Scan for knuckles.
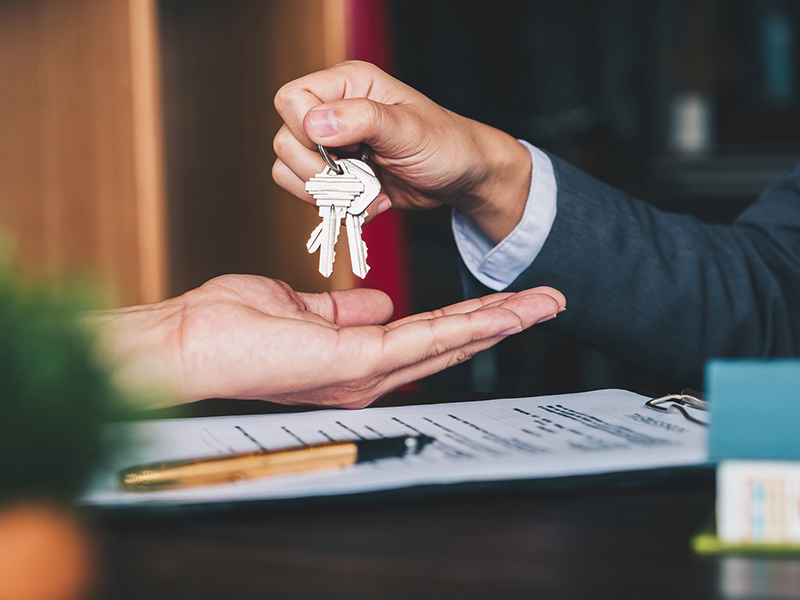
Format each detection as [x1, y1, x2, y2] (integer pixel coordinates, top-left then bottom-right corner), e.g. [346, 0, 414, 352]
[272, 127, 291, 158]
[335, 59, 384, 78]
[270, 160, 299, 198]
[274, 60, 383, 116]
[270, 159, 284, 185]
[273, 82, 299, 117]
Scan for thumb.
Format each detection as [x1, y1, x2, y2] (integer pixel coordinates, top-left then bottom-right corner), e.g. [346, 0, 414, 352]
[303, 98, 417, 156]
[297, 288, 394, 326]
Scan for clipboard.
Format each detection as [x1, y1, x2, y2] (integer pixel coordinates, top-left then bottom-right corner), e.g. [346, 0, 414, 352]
[82, 389, 711, 511]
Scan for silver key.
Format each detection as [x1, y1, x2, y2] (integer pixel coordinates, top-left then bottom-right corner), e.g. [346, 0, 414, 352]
[305, 154, 381, 278]
[343, 159, 380, 279]
[318, 203, 344, 277]
[305, 161, 365, 277]
[346, 211, 368, 278]
[306, 221, 324, 254]
[345, 159, 381, 217]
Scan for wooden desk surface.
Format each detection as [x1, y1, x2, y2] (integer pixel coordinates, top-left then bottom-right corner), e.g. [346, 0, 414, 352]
[92, 392, 799, 599]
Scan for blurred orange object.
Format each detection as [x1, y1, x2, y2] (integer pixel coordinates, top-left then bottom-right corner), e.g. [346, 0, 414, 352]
[0, 501, 93, 600]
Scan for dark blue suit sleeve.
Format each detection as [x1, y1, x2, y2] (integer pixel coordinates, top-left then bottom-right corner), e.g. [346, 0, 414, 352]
[502, 153, 800, 383]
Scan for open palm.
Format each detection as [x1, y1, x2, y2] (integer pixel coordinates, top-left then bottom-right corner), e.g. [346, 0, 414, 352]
[100, 275, 564, 408]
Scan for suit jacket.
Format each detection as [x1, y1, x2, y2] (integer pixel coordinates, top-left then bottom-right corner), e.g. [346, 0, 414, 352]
[476, 153, 800, 385]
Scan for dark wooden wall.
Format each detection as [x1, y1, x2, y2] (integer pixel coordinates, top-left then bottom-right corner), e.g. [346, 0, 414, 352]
[160, 0, 350, 297]
[0, 0, 167, 306]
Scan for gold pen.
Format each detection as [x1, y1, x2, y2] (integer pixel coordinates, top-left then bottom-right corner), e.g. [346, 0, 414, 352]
[118, 434, 435, 492]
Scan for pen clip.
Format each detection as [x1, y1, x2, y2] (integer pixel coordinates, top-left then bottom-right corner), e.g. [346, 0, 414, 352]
[645, 390, 708, 427]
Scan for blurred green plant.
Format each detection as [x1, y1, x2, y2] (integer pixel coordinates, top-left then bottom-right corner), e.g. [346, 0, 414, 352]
[0, 263, 128, 501]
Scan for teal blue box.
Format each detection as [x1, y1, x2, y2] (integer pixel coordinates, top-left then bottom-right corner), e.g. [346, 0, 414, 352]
[707, 360, 800, 461]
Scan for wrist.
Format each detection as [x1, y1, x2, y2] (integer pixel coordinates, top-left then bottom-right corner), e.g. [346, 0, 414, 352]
[452, 120, 531, 244]
[86, 299, 187, 407]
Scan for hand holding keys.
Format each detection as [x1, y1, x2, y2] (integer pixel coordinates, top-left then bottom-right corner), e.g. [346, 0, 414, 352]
[305, 145, 380, 279]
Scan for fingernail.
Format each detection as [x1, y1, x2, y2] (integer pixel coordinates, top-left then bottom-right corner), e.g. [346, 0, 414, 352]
[499, 326, 523, 336]
[535, 314, 558, 325]
[309, 109, 338, 137]
[558, 306, 567, 313]
[376, 199, 392, 215]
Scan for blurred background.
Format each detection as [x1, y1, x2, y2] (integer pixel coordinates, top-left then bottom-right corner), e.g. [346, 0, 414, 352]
[2, 0, 799, 401]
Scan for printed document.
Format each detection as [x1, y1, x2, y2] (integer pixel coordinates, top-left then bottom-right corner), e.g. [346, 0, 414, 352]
[83, 389, 709, 507]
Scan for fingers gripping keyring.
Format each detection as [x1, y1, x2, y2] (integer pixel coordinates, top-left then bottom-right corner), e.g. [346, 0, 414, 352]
[317, 144, 344, 175]
[317, 144, 371, 175]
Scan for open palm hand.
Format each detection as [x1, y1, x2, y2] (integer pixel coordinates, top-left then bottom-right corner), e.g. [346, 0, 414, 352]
[96, 275, 564, 408]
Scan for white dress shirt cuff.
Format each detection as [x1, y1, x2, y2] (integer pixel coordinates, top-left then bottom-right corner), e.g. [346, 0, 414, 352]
[451, 141, 558, 291]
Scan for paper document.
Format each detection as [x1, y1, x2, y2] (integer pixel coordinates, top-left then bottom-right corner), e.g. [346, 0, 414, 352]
[83, 389, 709, 508]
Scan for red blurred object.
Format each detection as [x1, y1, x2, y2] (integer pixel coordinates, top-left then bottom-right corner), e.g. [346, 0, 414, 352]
[346, 0, 412, 322]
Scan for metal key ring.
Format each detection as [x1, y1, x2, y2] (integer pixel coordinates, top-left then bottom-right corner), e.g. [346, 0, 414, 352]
[317, 144, 343, 175]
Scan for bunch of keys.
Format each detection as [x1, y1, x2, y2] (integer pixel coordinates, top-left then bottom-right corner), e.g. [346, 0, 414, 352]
[305, 145, 380, 279]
